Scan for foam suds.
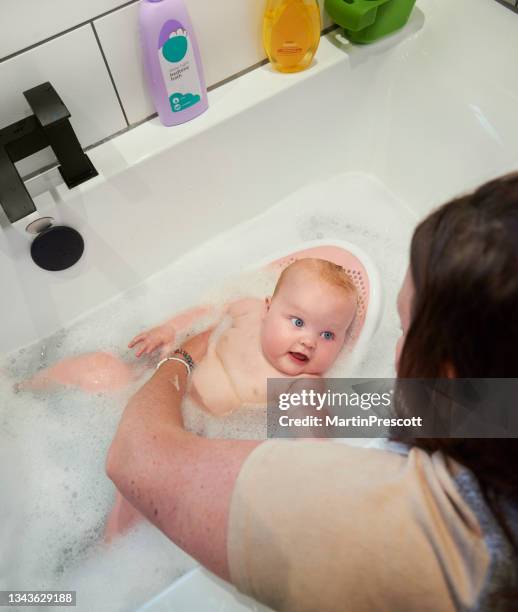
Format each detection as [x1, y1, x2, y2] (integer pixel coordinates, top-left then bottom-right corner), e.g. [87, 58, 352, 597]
[0, 173, 415, 610]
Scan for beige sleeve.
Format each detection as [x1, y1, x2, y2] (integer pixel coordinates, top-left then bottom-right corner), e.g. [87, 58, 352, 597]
[227, 441, 489, 612]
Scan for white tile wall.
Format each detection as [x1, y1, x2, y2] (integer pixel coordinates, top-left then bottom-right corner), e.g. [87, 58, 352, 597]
[93, 3, 155, 126]
[0, 25, 127, 175]
[94, 0, 266, 125]
[0, 0, 138, 60]
[95, 0, 333, 126]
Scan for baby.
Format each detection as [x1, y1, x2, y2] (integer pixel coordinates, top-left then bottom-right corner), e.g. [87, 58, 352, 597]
[144, 257, 357, 415]
[106, 257, 358, 540]
[17, 256, 358, 541]
[17, 257, 358, 415]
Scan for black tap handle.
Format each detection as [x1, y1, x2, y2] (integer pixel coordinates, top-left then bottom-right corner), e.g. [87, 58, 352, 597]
[0, 82, 98, 225]
[23, 82, 70, 128]
[23, 82, 98, 189]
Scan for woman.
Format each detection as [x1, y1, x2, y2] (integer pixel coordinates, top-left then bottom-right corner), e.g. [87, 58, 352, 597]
[107, 174, 518, 611]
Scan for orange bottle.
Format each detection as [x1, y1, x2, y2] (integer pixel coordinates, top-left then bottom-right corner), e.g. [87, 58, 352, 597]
[263, 0, 321, 73]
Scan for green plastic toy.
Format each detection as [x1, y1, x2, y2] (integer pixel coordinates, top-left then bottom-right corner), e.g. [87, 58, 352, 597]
[324, 0, 416, 44]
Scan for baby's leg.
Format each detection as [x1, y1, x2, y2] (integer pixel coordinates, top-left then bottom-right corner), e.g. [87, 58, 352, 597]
[104, 492, 147, 543]
[15, 352, 144, 394]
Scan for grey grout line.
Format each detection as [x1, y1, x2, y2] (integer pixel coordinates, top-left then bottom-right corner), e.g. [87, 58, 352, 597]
[0, 0, 140, 65]
[91, 22, 130, 127]
[85, 114, 156, 150]
[208, 59, 269, 92]
[322, 23, 340, 36]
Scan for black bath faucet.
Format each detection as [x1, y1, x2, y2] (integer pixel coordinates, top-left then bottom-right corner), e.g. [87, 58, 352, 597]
[495, 0, 518, 14]
[0, 82, 98, 224]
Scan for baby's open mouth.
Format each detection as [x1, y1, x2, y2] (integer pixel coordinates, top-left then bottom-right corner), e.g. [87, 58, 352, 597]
[289, 352, 309, 363]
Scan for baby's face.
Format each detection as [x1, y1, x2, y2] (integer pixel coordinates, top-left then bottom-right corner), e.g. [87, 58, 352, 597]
[260, 271, 357, 376]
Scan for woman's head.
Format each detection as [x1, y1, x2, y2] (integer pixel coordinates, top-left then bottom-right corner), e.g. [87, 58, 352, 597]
[394, 173, 518, 507]
[398, 173, 518, 379]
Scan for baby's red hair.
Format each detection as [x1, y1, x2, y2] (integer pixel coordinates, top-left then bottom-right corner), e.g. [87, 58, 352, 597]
[272, 258, 357, 300]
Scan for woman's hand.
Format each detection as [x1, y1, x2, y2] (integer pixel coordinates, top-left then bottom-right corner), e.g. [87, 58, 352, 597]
[180, 328, 213, 365]
[128, 324, 176, 358]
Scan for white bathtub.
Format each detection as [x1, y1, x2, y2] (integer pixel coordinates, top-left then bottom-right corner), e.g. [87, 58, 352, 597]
[2, 0, 518, 609]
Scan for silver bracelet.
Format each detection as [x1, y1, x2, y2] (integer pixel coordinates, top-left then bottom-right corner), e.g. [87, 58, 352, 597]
[155, 356, 191, 375]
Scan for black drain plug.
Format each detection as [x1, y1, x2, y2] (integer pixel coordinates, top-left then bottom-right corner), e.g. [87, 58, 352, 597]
[31, 225, 84, 271]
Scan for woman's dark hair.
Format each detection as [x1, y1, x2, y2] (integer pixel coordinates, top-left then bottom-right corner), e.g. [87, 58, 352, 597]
[394, 173, 518, 607]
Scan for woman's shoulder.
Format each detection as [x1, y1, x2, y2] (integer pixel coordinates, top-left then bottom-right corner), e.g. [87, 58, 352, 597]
[229, 440, 490, 612]
[238, 440, 484, 520]
[238, 438, 447, 483]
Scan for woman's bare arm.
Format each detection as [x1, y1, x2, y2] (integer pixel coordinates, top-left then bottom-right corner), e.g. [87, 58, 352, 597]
[106, 331, 262, 580]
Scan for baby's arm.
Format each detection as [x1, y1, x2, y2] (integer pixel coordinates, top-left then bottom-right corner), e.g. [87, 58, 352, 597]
[129, 300, 253, 358]
[129, 305, 214, 358]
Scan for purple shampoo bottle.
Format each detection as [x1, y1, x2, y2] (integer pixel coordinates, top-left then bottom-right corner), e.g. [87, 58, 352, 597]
[139, 0, 208, 126]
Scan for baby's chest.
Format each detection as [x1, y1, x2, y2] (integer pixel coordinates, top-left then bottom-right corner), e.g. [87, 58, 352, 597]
[216, 328, 272, 403]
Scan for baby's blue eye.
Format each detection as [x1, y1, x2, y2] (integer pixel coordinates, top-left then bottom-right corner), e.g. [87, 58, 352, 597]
[291, 317, 304, 328]
[321, 331, 335, 340]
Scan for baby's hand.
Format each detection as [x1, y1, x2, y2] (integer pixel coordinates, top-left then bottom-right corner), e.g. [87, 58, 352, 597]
[128, 324, 176, 358]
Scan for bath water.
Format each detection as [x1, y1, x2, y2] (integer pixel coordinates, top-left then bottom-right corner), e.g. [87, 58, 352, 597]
[0, 172, 415, 611]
